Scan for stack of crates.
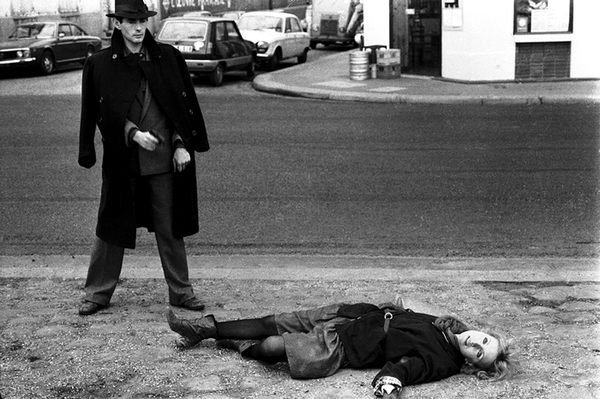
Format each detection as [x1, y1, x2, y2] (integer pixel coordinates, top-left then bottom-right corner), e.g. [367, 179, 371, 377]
[376, 48, 401, 79]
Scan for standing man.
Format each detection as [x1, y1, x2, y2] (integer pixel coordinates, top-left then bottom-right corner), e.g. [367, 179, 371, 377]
[78, 0, 209, 315]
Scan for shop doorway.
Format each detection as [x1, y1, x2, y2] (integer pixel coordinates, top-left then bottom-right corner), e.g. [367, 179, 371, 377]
[407, 0, 441, 76]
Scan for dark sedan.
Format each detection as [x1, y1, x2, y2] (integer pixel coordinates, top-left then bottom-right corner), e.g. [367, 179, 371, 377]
[0, 21, 102, 75]
[156, 16, 256, 86]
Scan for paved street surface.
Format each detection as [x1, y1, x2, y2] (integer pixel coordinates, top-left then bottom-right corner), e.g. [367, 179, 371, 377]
[1, 255, 598, 398]
[1, 49, 599, 398]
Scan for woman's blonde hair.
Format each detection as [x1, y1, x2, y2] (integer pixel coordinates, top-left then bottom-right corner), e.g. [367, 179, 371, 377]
[462, 331, 520, 381]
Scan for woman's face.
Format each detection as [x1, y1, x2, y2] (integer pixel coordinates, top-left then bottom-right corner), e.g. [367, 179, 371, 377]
[454, 330, 500, 368]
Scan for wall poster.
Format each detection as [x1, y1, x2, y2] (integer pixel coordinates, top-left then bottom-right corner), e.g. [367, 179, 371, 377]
[515, 0, 572, 33]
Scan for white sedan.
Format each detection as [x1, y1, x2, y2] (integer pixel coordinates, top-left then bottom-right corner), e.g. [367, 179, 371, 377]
[237, 11, 310, 71]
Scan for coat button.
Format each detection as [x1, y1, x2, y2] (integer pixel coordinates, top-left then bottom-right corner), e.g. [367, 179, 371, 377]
[189, 109, 193, 115]
[191, 129, 197, 136]
[112, 54, 117, 59]
[182, 92, 187, 97]
[99, 97, 103, 103]
[98, 117, 103, 123]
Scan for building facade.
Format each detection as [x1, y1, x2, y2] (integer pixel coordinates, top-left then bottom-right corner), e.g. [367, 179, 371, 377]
[441, 0, 599, 80]
[0, 0, 307, 42]
[368, 0, 599, 81]
[0, 0, 114, 41]
[1, 0, 597, 81]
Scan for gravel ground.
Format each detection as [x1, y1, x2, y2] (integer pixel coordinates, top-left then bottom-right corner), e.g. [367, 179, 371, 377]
[1, 271, 599, 398]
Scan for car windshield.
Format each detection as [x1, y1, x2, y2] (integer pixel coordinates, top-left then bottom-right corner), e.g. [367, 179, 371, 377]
[9, 23, 56, 39]
[158, 20, 208, 41]
[237, 15, 283, 32]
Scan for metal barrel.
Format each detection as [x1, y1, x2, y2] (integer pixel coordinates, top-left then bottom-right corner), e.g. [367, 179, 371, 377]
[349, 50, 370, 81]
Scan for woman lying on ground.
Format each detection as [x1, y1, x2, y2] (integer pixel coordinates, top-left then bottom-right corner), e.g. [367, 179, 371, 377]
[167, 299, 519, 398]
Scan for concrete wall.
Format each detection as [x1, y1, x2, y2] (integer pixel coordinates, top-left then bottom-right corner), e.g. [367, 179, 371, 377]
[570, 0, 600, 78]
[0, 0, 105, 40]
[0, 0, 165, 41]
[442, 0, 600, 81]
[442, 0, 516, 80]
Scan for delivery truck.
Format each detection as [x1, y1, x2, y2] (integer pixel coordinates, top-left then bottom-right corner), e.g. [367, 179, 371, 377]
[308, 0, 363, 49]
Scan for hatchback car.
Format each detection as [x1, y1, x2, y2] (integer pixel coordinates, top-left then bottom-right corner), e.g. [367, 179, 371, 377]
[0, 21, 102, 75]
[156, 16, 256, 86]
[237, 11, 310, 71]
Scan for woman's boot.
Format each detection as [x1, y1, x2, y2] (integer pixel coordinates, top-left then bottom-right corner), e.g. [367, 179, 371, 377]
[167, 309, 217, 347]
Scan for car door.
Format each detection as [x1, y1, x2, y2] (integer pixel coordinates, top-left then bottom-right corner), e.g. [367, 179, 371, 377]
[289, 17, 306, 56]
[55, 23, 76, 62]
[282, 17, 297, 58]
[70, 24, 88, 60]
[212, 21, 230, 60]
[224, 21, 252, 67]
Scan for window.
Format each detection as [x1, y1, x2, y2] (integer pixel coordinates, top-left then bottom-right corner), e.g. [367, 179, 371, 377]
[58, 24, 72, 36]
[37, 23, 56, 38]
[158, 20, 207, 41]
[71, 25, 85, 36]
[215, 22, 224, 41]
[225, 22, 239, 39]
[290, 18, 302, 33]
[514, 0, 573, 34]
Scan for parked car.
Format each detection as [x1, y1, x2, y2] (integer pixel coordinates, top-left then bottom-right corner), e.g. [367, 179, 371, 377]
[156, 16, 256, 86]
[169, 11, 213, 18]
[0, 21, 102, 75]
[182, 11, 213, 17]
[237, 11, 310, 71]
[215, 11, 245, 21]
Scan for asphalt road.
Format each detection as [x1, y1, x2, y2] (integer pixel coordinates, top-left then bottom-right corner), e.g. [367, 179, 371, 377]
[0, 68, 598, 258]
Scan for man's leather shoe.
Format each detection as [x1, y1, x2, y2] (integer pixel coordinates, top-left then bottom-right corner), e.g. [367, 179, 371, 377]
[78, 301, 106, 316]
[176, 297, 205, 311]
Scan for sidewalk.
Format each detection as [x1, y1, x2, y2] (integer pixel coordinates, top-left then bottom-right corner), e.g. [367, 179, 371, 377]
[1, 254, 599, 398]
[253, 50, 600, 104]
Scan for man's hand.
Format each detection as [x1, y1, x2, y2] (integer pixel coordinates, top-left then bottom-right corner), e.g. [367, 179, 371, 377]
[173, 147, 191, 172]
[133, 131, 159, 151]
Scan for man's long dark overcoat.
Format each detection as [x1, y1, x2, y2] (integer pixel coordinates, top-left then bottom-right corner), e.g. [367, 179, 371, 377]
[78, 29, 209, 249]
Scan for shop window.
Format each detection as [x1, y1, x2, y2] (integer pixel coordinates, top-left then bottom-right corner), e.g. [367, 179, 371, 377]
[515, 0, 573, 34]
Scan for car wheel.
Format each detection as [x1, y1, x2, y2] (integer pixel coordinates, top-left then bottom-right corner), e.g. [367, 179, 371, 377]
[298, 49, 308, 64]
[246, 54, 256, 77]
[39, 51, 55, 75]
[268, 51, 280, 71]
[209, 64, 224, 86]
[310, 41, 317, 49]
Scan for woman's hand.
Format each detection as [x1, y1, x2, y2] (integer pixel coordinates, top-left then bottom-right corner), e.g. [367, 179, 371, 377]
[380, 384, 400, 399]
[382, 391, 400, 399]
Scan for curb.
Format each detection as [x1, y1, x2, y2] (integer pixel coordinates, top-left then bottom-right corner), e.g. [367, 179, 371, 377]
[2, 255, 598, 282]
[253, 74, 600, 105]
[252, 50, 600, 105]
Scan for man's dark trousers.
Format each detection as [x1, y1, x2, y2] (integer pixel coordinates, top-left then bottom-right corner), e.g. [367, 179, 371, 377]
[83, 171, 195, 306]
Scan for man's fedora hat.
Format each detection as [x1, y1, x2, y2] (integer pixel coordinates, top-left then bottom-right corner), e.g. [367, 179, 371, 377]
[106, 0, 157, 18]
